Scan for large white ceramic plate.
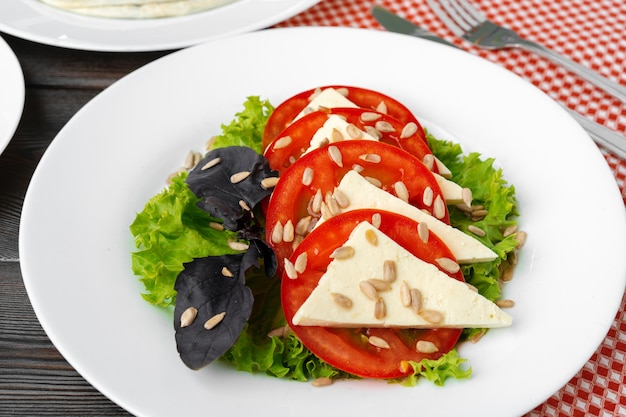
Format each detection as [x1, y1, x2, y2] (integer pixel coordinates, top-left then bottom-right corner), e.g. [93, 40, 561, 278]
[0, 0, 319, 51]
[20, 27, 626, 417]
[0, 35, 24, 154]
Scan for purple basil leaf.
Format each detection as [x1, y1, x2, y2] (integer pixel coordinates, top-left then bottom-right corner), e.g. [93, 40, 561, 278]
[185, 146, 277, 231]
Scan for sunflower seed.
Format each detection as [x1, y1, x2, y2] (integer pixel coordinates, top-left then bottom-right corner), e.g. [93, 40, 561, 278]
[209, 222, 224, 231]
[503, 224, 518, 237]
[422, 154, 435, 171]
[501, 265, 515, 282]
[200, 157, 221, 171]
[515, 231, 527, 249]
[271, 221, 283, 244]
[364, 176, 382, 188]
[261, 176, 279, 189]
[273, 135, 293, 150]
[468, 224, 486, 237]
[294, 251, 308, 274]
[205, 136, 216, 151]
[420, 309, 444, 324]
[433, 195, 446, 219]
[284, 258, 298, 279]
[330, 292, 353, 309]
[382, 260, 397, 282]
[374, 298, 386, 319]
[375, 121, 395, 133]
[359, 153, 382, 163]
[422, 186, 434, 207]
[311, 189, 323, 214]
[295, 216, 313, 235]
[267, 325, 291, 338]
[239, 199, 251, 212]
[400, 281, 411, 307]
[496, 299, 515, 308]
[283, 219, 295, 243]
[302, 167, 314, 186]
[346, 123, 362, 139]
[364, 125, 383, 139]
[332, 187, 350, 208]
[368, 335, 390, 349]
[328, 145, 343, 167]
[361, 112, 382, 122]
[359, 281, 379, 301]
[410, 288, 422, 313]
[180, 307, 198, 328]
[365, 229, 378, 246]
[204, 312, 226, 330]
[417, 222, 429, 243]
[393, 181, 409, 203]
[221, 266, 234, 277]
[400, 122, 418, 139]
[228, 240, 249, 251]
[371, 212, 382, 228]
[367, 279, 391, 292]
[230, 171, 251, 184]
[436, 257, 460, 274]
[416, 340, 439, 354]
[330, 245, 355, 259]
[183, 150, 195, 169]
[311, 377, 334, 387]
[331, 128, 344, 143]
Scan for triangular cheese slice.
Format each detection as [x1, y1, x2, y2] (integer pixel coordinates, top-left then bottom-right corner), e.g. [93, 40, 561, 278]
[293, 222, 512, 328]
[317, 170, 497, 264]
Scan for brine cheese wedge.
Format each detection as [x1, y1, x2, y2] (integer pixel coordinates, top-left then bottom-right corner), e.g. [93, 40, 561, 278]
[318, 170, 497, 264]
[293, 87, 452, 176]
[292, 221, 512, 328]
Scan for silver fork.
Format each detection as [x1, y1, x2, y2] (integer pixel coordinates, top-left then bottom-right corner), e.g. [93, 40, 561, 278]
[426, 0, 626, 103]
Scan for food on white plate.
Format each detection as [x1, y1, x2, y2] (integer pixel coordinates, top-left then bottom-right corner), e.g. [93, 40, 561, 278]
[130, 87, 523, 386]
[38, 0, 237, 19]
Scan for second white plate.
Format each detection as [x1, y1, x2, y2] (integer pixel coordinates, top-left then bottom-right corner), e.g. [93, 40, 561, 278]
[0, 0, 319, 51]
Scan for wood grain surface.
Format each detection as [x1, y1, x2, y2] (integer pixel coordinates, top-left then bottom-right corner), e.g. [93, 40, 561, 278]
[0, 33, 169, 416]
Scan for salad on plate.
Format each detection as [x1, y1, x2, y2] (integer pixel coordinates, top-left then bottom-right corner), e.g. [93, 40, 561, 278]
[130, 85, 523, 386]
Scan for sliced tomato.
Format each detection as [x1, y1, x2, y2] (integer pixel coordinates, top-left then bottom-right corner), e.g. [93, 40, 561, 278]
[265, 140, 449, 269]
[281, 209, 464, 379]
[262, 85, 427, 150]
[264, 107, 436, 175]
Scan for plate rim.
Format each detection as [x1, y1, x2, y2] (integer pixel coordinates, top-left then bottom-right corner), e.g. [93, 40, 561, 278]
[0, 35, 25, 155]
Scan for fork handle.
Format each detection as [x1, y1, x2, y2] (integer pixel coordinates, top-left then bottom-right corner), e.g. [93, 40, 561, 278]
[562, 105, 626, 159]
[519, 40, 626, 103]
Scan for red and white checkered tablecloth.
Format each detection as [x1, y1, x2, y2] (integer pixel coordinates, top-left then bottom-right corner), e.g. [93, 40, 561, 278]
[278, 1, 626, 416]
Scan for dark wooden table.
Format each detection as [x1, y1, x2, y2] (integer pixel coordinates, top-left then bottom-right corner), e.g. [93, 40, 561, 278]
[0, 33, 171, 416]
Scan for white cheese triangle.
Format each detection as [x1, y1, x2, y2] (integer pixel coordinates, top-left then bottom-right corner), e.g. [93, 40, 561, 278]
[292, 88, 358, 122]
[293, 222, 512, 329]
[319, 170, 497, 264]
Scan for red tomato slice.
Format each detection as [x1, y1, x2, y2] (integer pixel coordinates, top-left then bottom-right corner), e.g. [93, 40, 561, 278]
[264, 108, 437, 175]
[281, 209, 464, 379]
[262, 85, 426, 150]
[265, 140, 449, 270]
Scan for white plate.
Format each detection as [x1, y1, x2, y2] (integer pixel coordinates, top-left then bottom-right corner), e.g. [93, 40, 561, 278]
[0, 35, 24, 154]
[0, 0, 319, 51]
[20, 27, 626, 417]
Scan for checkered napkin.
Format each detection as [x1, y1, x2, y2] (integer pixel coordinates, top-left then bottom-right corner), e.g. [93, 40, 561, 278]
[277, 1, 626, 415]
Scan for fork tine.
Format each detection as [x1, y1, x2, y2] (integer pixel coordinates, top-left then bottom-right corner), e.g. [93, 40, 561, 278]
[452, 0, 487, 25]
[425, 0, 465, 37]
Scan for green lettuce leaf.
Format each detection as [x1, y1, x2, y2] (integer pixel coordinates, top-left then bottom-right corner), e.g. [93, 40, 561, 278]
[130, 173, 240, 307]
[399, 350, 472, 387]
[210, 96, 274, 154]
